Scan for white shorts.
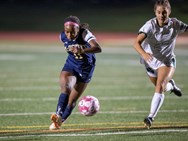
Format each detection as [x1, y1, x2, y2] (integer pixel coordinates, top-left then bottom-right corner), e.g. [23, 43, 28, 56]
[140, 57, 176, 78]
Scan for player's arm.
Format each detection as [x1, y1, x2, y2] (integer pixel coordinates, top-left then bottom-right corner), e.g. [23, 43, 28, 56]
[174, 18, 188, 33]
[82, 29, 102, 54]
[83, 39, 102, 54]
[70, 39, 101, 54]
[134, 33, 153, 63]
[184, 21, 188, 32]
[71, 30, 102, 54]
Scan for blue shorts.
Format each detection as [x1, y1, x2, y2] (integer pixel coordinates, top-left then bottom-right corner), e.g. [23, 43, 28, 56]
[62, 63, 95, 83]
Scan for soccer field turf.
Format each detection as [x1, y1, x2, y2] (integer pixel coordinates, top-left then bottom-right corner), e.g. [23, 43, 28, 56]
[0, 40, 188, 141]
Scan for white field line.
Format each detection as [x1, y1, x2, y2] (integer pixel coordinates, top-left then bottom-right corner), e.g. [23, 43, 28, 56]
[0, 85, 141, 91]
[0, 54, 36, 61]
[42, 129, 188, 136]
[0, 109, 188, 117]
[0, 86, 59, 91]
[0, 96, 188, 102]
[0, 97, 57, 102]
[0, 129, 187, 139]
[0, 83, 187, 91]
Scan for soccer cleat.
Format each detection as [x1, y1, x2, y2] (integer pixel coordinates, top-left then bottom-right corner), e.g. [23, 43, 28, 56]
[169, 79, 182, 97]
[49, 114, 62, 130]
[144, 117, 154, 129]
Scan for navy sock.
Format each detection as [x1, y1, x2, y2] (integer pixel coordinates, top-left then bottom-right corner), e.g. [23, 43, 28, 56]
[56, 93, 68, 117]
[62, 103, 76, 122]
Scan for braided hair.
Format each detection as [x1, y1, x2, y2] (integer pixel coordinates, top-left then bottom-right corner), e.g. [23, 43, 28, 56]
[64, 15, 89, 29]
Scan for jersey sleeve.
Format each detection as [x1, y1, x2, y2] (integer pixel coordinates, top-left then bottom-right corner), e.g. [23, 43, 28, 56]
[59, 32, 66, 43]
[82, 29, 96, 42]
[172, 18, 188, 33]
[138, 20, 153, 37]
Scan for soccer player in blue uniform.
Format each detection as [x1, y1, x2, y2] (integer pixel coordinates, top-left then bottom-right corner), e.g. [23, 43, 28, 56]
[49, 16, 102, 130]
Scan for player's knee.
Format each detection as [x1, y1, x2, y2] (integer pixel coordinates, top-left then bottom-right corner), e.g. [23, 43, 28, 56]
[60, 84, 71, 94]
[155, 83, 163, 93]
[162, 79, 168, 92]
[156, 80, 167, 93]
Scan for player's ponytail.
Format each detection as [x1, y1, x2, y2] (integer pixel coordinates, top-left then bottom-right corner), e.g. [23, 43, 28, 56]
[80, 23, 89, 29]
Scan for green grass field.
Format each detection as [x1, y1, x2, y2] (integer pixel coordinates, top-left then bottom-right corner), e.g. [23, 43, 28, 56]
[0, 38, 188, 141]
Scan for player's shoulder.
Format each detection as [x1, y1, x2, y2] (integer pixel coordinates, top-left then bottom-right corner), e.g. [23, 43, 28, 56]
[140, 18, 156, 31]
[168, 17, 184, 28]
[169, 17, 182, 25]
[144, 18, 156, 25]
[142, 18, 157, 30]
[75, 28, 88, 44]
[59, 32, 67, 42]
[60, 32, 66, 39]
[169, 17, 178, 22]
[79, 28, 92, 36]
[78, 28, 87, 36]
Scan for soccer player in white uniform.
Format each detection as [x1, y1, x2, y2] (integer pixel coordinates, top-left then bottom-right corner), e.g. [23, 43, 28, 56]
[134, 0, 188, 129]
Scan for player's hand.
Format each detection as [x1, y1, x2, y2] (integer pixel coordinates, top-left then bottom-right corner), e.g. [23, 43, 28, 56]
[68, 45, 84, 54]
[143, 52, 153, 63]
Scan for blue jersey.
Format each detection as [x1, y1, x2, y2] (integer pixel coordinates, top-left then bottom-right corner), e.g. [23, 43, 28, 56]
[60, 28, 96, 83]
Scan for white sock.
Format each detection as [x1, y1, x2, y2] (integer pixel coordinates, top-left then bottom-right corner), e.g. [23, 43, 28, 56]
[165, 82, 173, 92]
[148, 92, 165, 118]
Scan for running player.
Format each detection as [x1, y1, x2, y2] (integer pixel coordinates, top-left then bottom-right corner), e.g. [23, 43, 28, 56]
[134, 0, 188, 129]
[49, 16, 102, 130]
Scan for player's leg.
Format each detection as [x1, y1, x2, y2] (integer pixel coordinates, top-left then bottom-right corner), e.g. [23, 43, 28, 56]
[60, 65, 95, 122]
[61, 82, 88, 122]
[151, 66, 174, 116]
[56, 71, 76, 116]
[145, 66, 157, 86]
[156, 66, 175, 93]
[156, 66, 181, 96]
[144, 66, 174, 129]
[148, 76, 157, 85]
[144, 67, 157, 129]
[146, 68, 180, 95]
[61, 65, 95, 122]
[164, 59, 181, 96]
[62, 65, 95, 122]
[49, 71, 75, 130]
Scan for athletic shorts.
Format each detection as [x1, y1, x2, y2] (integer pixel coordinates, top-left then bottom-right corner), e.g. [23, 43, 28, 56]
[142, 57, 176, 77]
[62, 63, 95, 83]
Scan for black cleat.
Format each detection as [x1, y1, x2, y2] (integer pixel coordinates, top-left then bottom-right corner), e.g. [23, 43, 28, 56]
[144, 117, 154, 129]
[169, 79, 182, 97]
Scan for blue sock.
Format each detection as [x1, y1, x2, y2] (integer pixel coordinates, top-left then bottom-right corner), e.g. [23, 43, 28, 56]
[62, 103, 76, 122]
[56, 93, 68, 117]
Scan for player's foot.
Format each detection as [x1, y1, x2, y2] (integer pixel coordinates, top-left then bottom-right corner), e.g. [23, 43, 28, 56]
[144, 117, 154, 129]
[169, 79, 182, 97]
[49, 113, 62, 130]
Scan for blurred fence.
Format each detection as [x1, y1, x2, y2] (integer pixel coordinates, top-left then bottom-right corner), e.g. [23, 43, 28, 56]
[0, 1, 187, 32]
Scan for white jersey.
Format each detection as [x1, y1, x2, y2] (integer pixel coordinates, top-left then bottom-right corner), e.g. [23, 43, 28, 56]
[139, 17, 188, 66]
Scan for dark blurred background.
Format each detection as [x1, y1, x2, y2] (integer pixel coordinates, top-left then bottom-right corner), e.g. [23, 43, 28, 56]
[0, 0, 187, 32]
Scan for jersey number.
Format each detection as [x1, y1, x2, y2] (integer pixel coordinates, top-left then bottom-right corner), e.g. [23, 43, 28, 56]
[74, 53, 83, 59]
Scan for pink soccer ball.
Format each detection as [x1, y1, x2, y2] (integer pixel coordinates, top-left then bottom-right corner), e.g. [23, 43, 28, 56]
[78, 95, 100, 116]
